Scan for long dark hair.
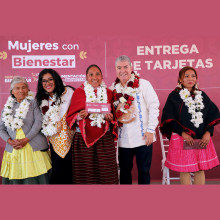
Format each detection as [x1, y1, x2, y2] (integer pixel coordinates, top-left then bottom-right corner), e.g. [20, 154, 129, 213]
[36, 69, 75, 106]
[178, 66, 198, 94]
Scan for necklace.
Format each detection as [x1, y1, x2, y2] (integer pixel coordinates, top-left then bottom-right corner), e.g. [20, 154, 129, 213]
[113, 71, 139, 119]
[84, 81, 108, 128]
[2, 91, 35, 130]
[40, 93, 62, 136]
[179, 88, 204, 128]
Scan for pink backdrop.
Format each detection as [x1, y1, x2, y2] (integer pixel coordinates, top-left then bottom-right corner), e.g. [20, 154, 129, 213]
[0, 36, 220, 181]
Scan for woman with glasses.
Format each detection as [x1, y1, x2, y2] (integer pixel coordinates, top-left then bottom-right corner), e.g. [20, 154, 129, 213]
[36, 69, 75, 184]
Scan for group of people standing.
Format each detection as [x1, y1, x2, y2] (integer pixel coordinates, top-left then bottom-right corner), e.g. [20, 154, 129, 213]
[0, 55, 220, 185]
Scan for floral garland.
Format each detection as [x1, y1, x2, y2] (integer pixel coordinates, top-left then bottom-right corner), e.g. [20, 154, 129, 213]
[2, 91, 35, 131]
[179, 88, 204, 128]
[40, 93, 62, 136]
[113, 71, 140, 119]
[84, 81, 108, 128]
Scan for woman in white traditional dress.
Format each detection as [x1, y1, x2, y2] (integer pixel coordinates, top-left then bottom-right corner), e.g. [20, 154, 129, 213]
[36, 69, 75, 184]
[0, 76, 52, 184]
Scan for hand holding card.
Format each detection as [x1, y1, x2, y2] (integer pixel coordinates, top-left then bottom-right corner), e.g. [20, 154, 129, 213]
[183, 139, 207, 149]
[85, 102, 111, 114]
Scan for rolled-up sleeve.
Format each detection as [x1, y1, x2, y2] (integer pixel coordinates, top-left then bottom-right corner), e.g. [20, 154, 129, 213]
[25, 100, 43, 141]
[142, 80, 160, 133]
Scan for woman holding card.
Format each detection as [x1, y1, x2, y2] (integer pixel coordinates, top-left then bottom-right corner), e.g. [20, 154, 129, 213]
[160, 66, 220, 184]
[66, 64, 118, 184]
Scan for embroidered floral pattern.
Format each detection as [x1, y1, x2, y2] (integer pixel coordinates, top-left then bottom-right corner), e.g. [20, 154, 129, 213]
[136, 92, 144, 137]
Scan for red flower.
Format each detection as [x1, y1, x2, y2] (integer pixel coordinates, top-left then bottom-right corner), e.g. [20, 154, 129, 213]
[113, 90, 117, 100]
[116, 110, 123, 118]
[127, 100, 132, 105]
[133, 80, 139, 88]
[124, 104, 129, 109]
[114, 77, 120, 86]
[42, 106, 49, 115]
[128, 96, 134, 101]
[116, 93, 123, 100]
[118, 122, 123, 127]
[127, 81, 133, 87]
[124, 94, 129, 100]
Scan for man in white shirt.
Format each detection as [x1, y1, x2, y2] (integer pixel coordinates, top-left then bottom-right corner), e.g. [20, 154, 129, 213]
[110, 55, 160, 184]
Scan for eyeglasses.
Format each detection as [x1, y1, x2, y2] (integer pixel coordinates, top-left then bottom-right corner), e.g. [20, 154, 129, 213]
[42, 78, 54, 85]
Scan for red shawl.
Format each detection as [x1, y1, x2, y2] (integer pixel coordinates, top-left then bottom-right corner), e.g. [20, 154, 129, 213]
[66, 84, 118, 147]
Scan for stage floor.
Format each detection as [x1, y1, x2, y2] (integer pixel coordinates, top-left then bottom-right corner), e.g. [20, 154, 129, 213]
[0, 147, 219, 185]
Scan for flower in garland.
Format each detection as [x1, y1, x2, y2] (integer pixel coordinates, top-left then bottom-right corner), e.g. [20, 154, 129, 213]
[119, 97, 127, 103]
[179, 88, 204, 128]
[179, 88, 190, 99]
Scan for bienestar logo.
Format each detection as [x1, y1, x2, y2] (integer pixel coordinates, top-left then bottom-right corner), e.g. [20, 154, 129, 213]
[12, 55, 75, 68]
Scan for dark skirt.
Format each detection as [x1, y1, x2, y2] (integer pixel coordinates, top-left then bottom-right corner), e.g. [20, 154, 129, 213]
[72, 131, 118, 184]
[50, 143, 73, 184]
[2, 172, 50, 184]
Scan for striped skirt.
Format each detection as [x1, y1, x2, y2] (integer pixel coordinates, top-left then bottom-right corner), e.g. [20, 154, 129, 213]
[72, 131, 118, 184]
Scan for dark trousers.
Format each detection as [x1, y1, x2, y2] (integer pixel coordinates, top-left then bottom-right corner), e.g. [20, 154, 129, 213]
[50, 143, 73, 184]
[119, 144, 153, 184]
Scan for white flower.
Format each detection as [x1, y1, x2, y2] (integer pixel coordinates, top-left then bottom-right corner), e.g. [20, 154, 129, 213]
[188, 108, 195, 114]
[41, 100, 49, 107]
[194, 90, 202, 95]
[3, 108, 12, 114]
[90, 120, 96, 127]
[119, 97, 127, 103]
[5, 102, 13, 108]
[130, 74, 135, 81]
[180, 88, 190, 99]
[126, 87, 135, 95]
[50, 115, 60, 123]
[28, 91, 35, 97]
[115, 83, 121, 92]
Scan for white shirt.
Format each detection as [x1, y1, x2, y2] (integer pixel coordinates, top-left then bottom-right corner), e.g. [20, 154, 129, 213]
[110, 79, 160, 148]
